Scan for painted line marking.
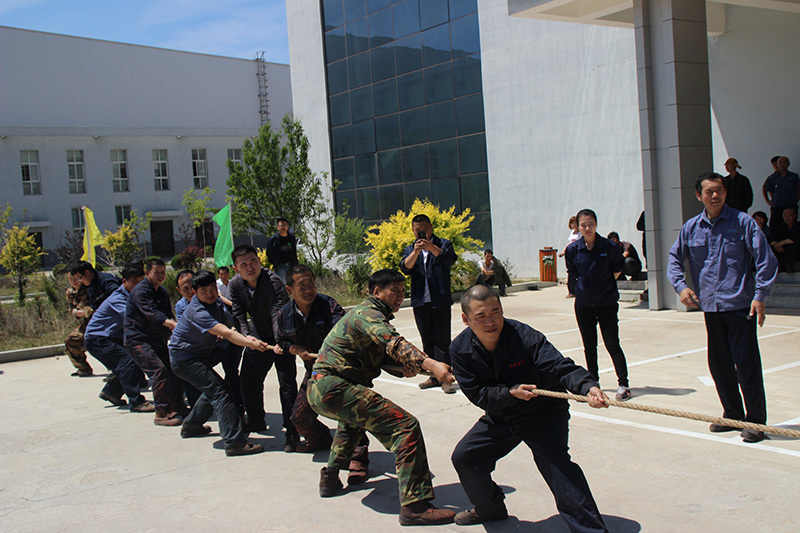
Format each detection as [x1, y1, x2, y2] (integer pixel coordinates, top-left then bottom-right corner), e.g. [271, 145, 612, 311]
[571, 410, 800, 459]
[697, 376, 715, 386]
[764, 360, 800, 375]
[776, 416, 800, 427]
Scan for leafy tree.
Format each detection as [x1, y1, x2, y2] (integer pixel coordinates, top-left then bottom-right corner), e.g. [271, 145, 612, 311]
[365, 198, 484, 292]
[54, 229, 85, 265]
[334, 212, 369, 255]
[302, 174, 336, 275]
[0, 224, 45, 305]
[100, 209, 151, 267]
[226, 114, 326, 241]
[182, 187, 216, 252]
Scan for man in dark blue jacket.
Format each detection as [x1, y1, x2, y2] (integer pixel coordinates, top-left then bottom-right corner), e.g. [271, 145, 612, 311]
[400, 214, 457, 393]
[450, 284, 608, 531]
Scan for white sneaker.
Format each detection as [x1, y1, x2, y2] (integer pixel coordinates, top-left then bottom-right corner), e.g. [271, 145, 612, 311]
[615, 386, 632, 401]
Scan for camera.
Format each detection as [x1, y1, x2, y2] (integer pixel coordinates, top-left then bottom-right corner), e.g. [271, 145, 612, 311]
[417, 231, 427, 240]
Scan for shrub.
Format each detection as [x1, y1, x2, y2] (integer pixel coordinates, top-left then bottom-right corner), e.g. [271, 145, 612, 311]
[256, 247, 272, 269]
[344, 254, 371, 296]
[170, 246, 204, 271]
[365, 199, 484, 292]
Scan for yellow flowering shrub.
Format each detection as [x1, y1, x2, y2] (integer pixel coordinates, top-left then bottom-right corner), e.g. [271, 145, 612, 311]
[365, 199, 484, 292]
[256, 247, 273, 269]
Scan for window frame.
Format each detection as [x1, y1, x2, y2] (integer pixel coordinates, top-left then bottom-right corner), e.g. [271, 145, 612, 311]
[111, 149, 129, 192]
[192, 148, 208, 189]
[153, 149, 170, 191]
[20, 150, 41, 196]
[67, 150, 86, 194]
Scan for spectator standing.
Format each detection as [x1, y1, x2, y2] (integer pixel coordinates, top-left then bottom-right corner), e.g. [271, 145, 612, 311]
[763, 156, 800, 234]
[565, 209, 631, 401]
[606, 232, 643, 280]
[558, 216, 581, 298]
[266, 218, 299, 284]
[475, 249, 512, 297]
[668, 172, 778, 443]
[723, 157, 753, 213]
[216, 265, 232, 303]
[400, 214, 458, 394]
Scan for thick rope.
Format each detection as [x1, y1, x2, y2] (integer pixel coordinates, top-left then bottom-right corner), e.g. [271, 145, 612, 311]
[377, 364, 800, 439]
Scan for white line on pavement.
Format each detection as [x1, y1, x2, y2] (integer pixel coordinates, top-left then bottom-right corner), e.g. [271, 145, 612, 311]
[697, 376, 715, 386]
[764, 360, 800, 375]
[776, 416, 800, 427]
[571, 410, 800, 459]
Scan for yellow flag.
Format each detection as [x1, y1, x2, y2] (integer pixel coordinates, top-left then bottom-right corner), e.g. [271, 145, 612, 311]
[81, 206, 104, 267]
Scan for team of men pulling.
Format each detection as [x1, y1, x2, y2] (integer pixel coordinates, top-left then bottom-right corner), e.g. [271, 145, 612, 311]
[68, 179, 778, 530]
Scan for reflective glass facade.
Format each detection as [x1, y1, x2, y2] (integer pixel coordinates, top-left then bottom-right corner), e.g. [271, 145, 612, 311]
[322, 0, 491, 245]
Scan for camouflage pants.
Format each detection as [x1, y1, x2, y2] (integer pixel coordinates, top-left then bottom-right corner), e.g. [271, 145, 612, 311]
[307, 372, 434, 505]
[65, 327, 92, 372]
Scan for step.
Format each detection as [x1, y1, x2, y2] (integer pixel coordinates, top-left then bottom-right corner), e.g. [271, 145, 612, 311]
[776, 272, 800, 284]
[766, 294, 800, 309]
[773, 284, 800, 296]
[617, 280, 647, 291]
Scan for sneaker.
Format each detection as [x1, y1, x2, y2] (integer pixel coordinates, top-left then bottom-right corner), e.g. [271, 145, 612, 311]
[154, 410, 182, 427]
[418, 377, 441, 390]
[99, 391, 126, 406]
[284, 431, 300, 453]
[347, 445, 370, 485]
[319, 467, 343, 497]
[741, 428, 767, 443]
[441, 381, 457, 394]
[615, 386, 632, 401]
[454, 501, 509, 526]
[225, 441, 265, 457]
[180, 424, 212, 438]
[399, 501, 455, 526]
[131, 400, 155, 413]
[709, 423, 738, 433]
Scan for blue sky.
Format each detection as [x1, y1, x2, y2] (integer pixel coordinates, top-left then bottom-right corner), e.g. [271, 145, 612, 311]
[0, 0, 290, 63]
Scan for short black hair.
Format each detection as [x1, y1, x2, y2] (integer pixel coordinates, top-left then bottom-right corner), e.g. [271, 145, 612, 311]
[217, 265, 229, 274]
[771, 155, 781, 164]
[411, 214, 431, 225]
[286, 264, 314, 287]
[461, 284, 500, 316]
[69, 261, 94, 276]
[484, 249, 493, 255]
[752, 211, 768, 222]
[607, 232, 620, 241]
[191, 270, 217, 290]
[576, 209, 597, 224]
[121, 262, 144, 281]
[368, 269, 405, 294]
[276, 217, 289, 225]
[176, 269, 194, 284]
[232, 244, 258, 265]
[145, 257, 165, 271]
[694, 172, 726, 194]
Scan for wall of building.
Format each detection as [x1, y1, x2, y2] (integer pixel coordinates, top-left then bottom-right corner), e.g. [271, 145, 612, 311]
[478, 1, 643, 278]
[0, 26, 293, 263]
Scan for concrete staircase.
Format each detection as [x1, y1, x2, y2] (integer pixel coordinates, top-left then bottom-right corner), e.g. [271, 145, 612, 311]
[767, 272, 800, 309]
[617, 279, 648, 303]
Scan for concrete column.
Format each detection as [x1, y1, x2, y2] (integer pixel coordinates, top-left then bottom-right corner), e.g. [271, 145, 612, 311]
[634, 0, 713, 310]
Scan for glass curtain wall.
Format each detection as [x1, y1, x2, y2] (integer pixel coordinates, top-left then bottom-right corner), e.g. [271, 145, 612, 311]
[321, 0, 491, 245]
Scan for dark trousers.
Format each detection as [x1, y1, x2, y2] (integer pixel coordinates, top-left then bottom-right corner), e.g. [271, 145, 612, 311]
[770, 205, 798, 235]
[85, 337, 144, 404]
[216, 342, 244, 413]
[574, 303, 629, 387]
[476, 273, 507, 295]
[126, 337, 183, 412]
[171, 353, 246, 448]
[240, 347, 298, 433]
[452, 409, 607, 533]
[623, 257, 642, 280]
[773, 243, 799, 273]
[412, 303, 452, 365]
[291, 364, 333, 444]
[704, 309, 767, 424]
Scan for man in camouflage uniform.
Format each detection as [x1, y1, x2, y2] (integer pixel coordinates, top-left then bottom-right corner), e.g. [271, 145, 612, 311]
[65, 273, 93, 376]
[307, 269, 456, 527]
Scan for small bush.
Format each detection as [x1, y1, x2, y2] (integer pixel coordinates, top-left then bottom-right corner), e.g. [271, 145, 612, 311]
[344, 255, 371, 296]
[170, 246, 204, 271]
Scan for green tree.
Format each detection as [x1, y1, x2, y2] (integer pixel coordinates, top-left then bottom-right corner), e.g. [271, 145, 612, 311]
[302, 176, 336, 275]
[182, 187, 216, 253]
[0, 224, 45, 305]
[226, 114, 326, 241]
[100, 209, 152, 267]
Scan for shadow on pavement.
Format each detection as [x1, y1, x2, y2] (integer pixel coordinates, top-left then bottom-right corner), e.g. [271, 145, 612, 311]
[629, 385, 696, 398]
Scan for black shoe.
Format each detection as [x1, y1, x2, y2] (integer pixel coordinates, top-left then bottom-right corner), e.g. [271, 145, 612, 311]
[319, 467, 343, 497]
[103, 372, 115, 383]
[454, 501, 509, 526]
[181, 424, 212, 438]
[99, 391, 126, 406]
[709, 423, 738, 433]
[741, 429, 767, 443]
[284, 431, 300, 453]
[244, 416, 267, 433]
[225, 441, 264, 456]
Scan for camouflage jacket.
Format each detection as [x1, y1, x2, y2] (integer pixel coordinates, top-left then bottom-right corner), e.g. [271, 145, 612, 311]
[313, 296, 427, 387]
[66, 285, 93, 329]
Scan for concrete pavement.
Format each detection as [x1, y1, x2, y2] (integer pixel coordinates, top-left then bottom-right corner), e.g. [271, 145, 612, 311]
[1, 286, 799, 532]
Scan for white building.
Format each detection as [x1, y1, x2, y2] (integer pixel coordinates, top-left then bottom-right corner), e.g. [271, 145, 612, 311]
[286, 0, 800, 309]
[0, 26, 292, 264]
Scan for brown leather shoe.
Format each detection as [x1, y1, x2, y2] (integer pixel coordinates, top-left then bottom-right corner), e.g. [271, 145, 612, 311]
[418, 377, 441, 389]
[441, 382, 457, 394]
[741, 428, 767, 443]
[131, 400, 155, 413]
[399, 501, 455, 526]
[154, 410, 182, 427]
[319, 467, 343, 497]
[225, 441, 265, 456]
[99, 391, 126, 406]
[347, 445, 370, 485]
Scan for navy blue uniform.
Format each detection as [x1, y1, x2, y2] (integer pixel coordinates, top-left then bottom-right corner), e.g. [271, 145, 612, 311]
[450, 319, 606, 533]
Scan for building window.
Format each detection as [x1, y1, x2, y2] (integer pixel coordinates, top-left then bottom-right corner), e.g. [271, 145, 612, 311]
[71, 208, 84, 229]
[227, 148, 242, 175]
[111, 149, 129, 192]
[115, 205, 132, 226]
[153, 149, 169, 191]
[20, 150, 41, 195]
[192, 149, 208, 189]
[67, 150, 86, 194]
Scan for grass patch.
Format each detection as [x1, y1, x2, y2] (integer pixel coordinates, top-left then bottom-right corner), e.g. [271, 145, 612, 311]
[0, 295, 74, 352]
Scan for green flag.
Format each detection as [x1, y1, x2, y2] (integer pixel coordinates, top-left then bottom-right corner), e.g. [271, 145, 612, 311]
[212, 204, 234, 267]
